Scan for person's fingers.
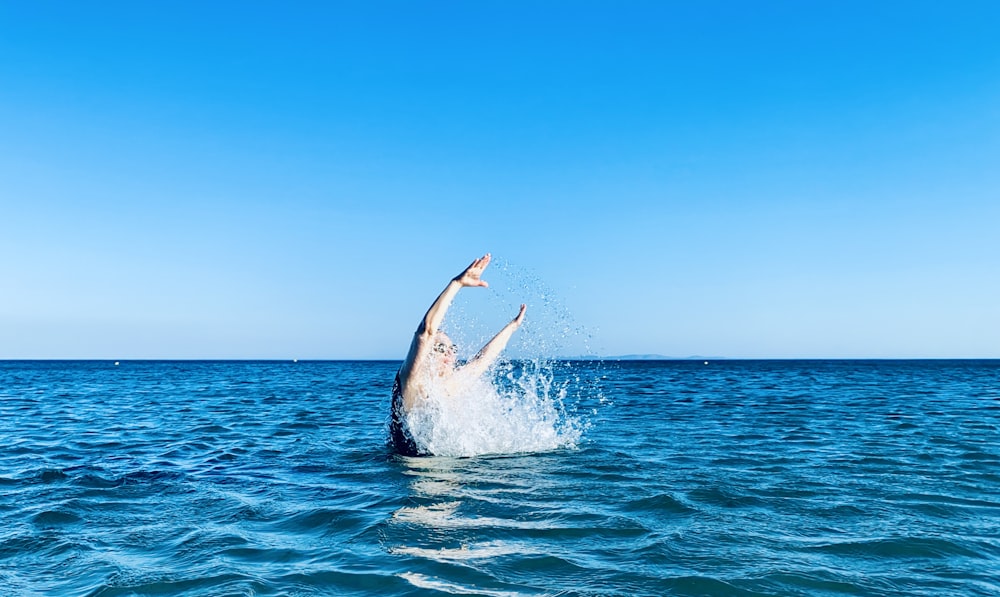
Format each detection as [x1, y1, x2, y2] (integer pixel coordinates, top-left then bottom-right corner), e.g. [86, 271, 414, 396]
[464, 254, 491, 281]
[471, 254, 487, 271]
[514, 304, 526, 322]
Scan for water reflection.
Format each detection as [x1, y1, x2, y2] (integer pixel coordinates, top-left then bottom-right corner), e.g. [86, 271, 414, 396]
[387, 454, 568, 596]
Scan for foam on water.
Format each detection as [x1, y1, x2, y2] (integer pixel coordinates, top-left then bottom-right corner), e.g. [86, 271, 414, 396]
[398, 572, 527, 597]
[402, 357, 585, 457]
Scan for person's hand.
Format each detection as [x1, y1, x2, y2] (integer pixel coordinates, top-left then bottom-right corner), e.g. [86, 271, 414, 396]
[512, 304, 526, 326]
[456, 253, 491, 287]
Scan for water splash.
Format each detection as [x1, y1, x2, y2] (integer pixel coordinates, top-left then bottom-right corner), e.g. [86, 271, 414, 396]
[444, 256, 598, 361]
[403, 358, 585, 457]
[398, 258, 603, 458]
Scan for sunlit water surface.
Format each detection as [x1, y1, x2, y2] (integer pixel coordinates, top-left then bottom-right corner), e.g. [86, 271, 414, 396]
[2, 360, 999, 596]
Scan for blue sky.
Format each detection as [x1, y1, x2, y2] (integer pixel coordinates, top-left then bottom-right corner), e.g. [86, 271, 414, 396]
[1, 1, 998, 359]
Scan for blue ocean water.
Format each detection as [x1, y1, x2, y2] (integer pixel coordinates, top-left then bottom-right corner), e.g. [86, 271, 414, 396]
[1, 359, 998, 596]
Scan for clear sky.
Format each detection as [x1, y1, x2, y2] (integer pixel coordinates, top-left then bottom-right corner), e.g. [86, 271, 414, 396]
[2, 1, 998, 359]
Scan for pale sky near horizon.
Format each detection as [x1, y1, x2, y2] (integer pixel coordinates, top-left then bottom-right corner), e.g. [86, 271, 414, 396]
[2, 2, 998, 359]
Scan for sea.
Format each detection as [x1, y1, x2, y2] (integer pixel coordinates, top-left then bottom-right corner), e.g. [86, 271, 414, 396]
[1, 359, 998, 596]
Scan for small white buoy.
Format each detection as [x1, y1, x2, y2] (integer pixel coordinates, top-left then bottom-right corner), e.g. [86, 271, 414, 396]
[293, 359, 298, 363]
[114, 361, 119, 366]
[703, 361, 709, 365]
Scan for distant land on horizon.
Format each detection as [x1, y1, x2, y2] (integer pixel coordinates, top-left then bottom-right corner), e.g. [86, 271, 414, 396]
[568, 354, 728, 361]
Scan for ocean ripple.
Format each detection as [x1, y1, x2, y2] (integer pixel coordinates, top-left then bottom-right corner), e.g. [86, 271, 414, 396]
[2, 359, 999, 596]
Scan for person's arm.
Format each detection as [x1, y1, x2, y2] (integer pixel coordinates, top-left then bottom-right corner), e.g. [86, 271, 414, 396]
[418, 254, 490, 337]
[399, 254, 492, 381]
[460, 304, 526, 378]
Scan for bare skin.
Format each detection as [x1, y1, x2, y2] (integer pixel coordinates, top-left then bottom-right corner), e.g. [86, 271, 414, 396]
[396, 253, 526, 413]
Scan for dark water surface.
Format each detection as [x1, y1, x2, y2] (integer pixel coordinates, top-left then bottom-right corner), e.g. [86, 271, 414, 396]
[2, 360, 999, 596]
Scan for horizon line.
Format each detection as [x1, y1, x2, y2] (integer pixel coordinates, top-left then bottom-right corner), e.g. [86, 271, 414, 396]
[2, 357, 1000, 362]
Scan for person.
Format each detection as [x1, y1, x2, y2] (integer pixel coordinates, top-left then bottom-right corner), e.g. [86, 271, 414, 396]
[390, 253, 526, 456]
